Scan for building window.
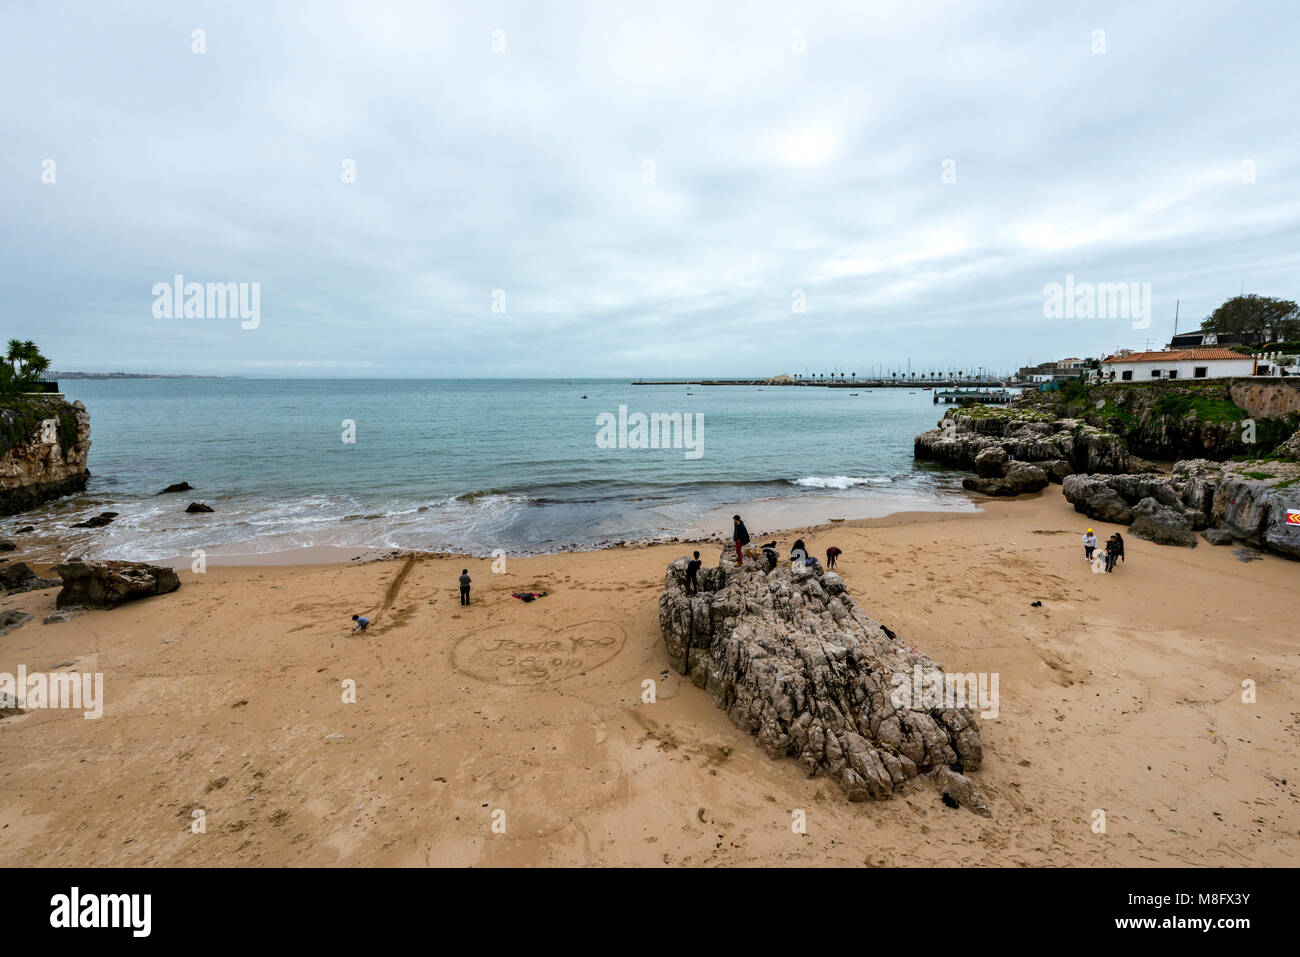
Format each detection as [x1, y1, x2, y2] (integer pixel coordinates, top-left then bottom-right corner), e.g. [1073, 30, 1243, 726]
[1121, 370, 1132, 381]
[1167, 370, 1178, 379]
[1194, 367, 1207, 378]
[1151, 369, 1162, 378]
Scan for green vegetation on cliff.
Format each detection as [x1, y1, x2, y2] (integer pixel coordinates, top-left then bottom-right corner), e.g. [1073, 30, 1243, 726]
[1016, 378, 1297, 461]
[0, 395, 79, 461]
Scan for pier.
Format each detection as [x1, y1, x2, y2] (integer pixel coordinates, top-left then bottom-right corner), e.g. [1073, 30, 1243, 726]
[933, 389, 1016, 404]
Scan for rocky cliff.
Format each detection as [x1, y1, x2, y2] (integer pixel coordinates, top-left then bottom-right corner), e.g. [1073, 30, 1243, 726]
[913, 405, 1132, 491]
[1063, 459, 1300, 559]
[659, 549, 990, 814]
[0, 395, 91, 516]
[1021, 379, 1299, 461]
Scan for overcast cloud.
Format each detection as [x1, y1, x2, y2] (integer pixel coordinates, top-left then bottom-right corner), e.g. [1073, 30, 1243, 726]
[4, 0, 1298, 377]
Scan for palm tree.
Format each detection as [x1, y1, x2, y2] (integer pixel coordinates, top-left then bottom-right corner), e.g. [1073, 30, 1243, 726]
[2, 339, 50, 392]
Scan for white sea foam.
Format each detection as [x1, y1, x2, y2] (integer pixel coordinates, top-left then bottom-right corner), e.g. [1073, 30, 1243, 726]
[791, 475, 890, 489]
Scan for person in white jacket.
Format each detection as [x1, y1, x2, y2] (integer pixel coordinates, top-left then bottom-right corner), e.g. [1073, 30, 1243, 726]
[1082, 528, 1098, 562]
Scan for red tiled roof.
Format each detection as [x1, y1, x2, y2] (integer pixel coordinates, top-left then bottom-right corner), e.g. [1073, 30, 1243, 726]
[1101, 348, 1249, 363]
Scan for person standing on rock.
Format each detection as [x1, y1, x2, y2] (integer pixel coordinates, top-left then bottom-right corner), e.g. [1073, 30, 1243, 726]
[1082, 528, 1098, 563]
[459, 568, 472, 605]
[732, 515, 750, 565]
[685, 551, 702, 594]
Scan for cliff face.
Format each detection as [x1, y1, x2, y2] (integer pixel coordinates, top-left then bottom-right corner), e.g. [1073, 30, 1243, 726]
[1023, 379, 1299, 461]
[0, 395, 91, 516]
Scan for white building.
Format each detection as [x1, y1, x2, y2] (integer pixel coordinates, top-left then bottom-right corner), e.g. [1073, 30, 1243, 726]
[1099, 348, 1256, 382]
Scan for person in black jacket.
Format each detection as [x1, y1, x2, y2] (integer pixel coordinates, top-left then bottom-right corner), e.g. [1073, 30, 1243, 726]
[732, 515, 750, 565]
[1106, 533, 1125, 571]
[685, 551, 702, 594]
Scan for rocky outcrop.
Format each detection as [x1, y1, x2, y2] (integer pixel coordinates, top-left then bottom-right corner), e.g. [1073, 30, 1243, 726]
[1063, 459, 1300, 559]
[0, 396, 91, 516]
[53, 560, 181, 609]
[658, 550, 989, 814]
[914, 406, 1128, 478]
[158, 482, 193, 494]
[185, 502, 214, 513]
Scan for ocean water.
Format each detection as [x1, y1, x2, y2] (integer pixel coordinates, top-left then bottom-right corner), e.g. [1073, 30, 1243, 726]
[30, 378, 980, 561]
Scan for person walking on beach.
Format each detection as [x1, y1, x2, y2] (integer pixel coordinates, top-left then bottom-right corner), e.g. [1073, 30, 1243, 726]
[458, 569, 472, 605]
[685, 551, 702, 594]
[1082, 528, 1098, 562]
[826, 546, 841, 569]
[732, 515, 750, 565]
[351, 614, 369, 633]
[1108, 532, 1124, 571]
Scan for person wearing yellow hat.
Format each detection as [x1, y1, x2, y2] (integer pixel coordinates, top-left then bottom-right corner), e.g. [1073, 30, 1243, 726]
[1082, 527, 1098, 562]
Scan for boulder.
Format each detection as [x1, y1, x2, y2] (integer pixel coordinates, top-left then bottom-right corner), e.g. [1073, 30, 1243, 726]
[0, 610, 33, 637]
[0, 541, 14, 551]
[973, 447, 1008, 477]
[1039, 459, 1073, 484]
[962, 462, 1048, 497]
[185, 502, 214, 514]
[72, 512, 118, 529]
[0, 562, 60, 594]
[14, 526, 34, 534]
[1202, 527, 1235, 546]
[53, 560, 181, 609]
[1129, 497, 1197, 547]
[658, 550, 988, 813]
[158, 482, 194, 494]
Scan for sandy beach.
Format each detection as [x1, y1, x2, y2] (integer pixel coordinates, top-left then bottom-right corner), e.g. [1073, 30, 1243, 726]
[1, 484, 1295, 867]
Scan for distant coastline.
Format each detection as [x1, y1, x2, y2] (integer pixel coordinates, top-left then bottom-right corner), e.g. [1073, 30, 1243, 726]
[51, 371, 235, 379]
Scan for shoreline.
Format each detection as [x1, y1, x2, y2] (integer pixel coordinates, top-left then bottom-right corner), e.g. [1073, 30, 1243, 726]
[10, 485, 981, 570]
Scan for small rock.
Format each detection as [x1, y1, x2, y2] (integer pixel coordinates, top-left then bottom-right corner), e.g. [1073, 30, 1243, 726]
[43, 611, 79, 625]
[71, 512, 118, 529]
[185, 502, 215, 514]
[158, 482, 194, 494]
[0, 541, 14, 552]
[0, 610, 34, 637]
[1201, 527, 1234, 546]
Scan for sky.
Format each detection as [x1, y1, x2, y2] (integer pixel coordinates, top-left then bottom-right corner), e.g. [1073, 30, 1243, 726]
[4, 0, 1299, 377]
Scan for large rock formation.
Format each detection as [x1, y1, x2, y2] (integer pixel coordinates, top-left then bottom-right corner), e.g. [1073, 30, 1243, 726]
[914, 406, 1130, 477]
[1063, 459, 1300, 559]
[1020, 379, 1300, 461]
[0, 396, 91, 516]
[658, 551, 990, 814]
[53, 560, 181, 609]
